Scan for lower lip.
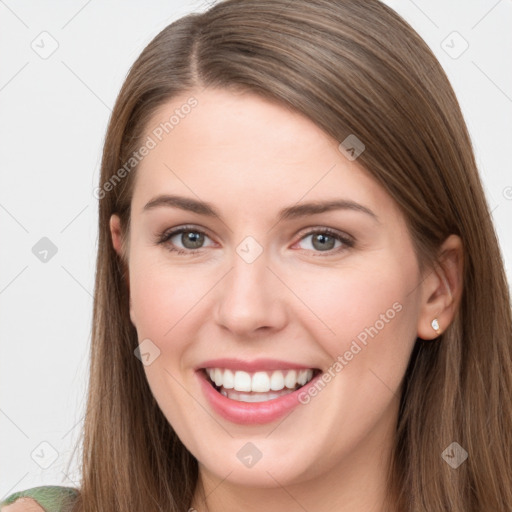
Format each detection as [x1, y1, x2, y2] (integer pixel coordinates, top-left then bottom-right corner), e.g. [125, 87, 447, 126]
[196, 370, 322, 425]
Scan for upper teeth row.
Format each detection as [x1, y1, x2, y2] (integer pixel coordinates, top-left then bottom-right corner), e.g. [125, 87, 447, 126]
[206, 368, 315, 393]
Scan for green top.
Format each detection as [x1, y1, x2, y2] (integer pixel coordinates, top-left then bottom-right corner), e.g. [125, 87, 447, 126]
[0, 486, 78, 511]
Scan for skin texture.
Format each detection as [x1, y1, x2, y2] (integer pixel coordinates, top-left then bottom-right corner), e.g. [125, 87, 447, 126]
[110, 88, 463, 512]
[2, 499, 45, 512]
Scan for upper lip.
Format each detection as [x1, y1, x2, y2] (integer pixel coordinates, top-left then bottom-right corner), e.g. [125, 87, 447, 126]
[195, 358, 320, 372]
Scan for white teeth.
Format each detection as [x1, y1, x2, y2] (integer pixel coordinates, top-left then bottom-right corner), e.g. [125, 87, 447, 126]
[270, 370, 285, 391]
[206, 367, 316, 392]
[222, 388, 291, 402]
[234, 371, 252, 392]
[297, 369, 311, 386]
[214, 368, 223, 387]
[284, 369, 297, 389]
[223, 369, 234, 389]
[252, 372, 270, 392]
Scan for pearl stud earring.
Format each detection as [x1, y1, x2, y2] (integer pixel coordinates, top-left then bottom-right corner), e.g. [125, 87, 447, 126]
[431, 318, 440, 335]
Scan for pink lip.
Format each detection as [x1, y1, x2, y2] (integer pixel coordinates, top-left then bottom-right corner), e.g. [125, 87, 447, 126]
[196, 368, 323, 425]
[196, 357, 318, 372]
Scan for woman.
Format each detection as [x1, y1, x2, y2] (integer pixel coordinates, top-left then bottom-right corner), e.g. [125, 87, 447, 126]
[3, 0, 511, 511]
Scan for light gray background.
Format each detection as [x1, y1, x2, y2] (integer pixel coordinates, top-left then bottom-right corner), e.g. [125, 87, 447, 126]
[1, 0, 511, 499]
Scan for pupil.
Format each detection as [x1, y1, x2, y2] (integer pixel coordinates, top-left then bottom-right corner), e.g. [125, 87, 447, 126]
[312, 233, 334, 251]
[183, 231, 204, 249]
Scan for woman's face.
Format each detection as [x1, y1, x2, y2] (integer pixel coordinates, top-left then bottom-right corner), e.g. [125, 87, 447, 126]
[110, 88, 429, 493]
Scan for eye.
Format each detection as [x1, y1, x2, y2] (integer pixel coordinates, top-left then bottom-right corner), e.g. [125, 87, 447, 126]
[156, 225, 354, 256]
[294, 228, 354, 255]
[156, 225, 215, 255]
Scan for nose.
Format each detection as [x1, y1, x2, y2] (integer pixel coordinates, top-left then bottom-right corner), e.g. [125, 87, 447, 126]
[213, 244, 288, 338]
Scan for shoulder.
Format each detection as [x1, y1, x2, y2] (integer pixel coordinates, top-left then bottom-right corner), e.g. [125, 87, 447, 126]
[1, 486, 79, 512]
[1, 497, 45, 511]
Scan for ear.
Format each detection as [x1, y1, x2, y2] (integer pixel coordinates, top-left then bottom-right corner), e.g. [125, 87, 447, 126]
[109, 214, 135, 326]
[110, 213, 125, 261]
[110, 214, 124, 257]
[416, 234, 464, 340]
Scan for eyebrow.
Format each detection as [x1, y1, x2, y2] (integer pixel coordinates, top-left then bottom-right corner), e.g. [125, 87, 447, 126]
[142, 194, 379, 223]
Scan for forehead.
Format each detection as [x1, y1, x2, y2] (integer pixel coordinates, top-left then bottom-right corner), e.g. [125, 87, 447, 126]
[131, 88, 396, 220]
[141, 88, 334, 166]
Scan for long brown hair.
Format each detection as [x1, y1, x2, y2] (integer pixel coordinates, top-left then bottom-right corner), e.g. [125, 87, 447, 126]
[68, 1, 512, 510]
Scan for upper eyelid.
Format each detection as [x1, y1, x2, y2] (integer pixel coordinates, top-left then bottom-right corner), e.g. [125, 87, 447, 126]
[160, 225, 214, 241]
[160, 224, 350, 238]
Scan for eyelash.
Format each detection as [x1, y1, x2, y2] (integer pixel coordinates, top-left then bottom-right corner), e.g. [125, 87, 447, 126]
[156, 225, 355, 257]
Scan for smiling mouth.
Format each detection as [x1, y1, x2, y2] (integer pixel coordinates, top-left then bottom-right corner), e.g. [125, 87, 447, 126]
[202, 367, 322, 403]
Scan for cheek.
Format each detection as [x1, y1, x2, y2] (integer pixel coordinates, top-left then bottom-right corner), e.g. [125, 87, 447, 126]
[129, 256, 210, 340]
[286, 263, 417, 457]
[289, 257, 418, 399]
[129, 260, 209, 434]
[291, 261, 410, 344]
